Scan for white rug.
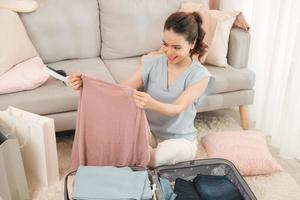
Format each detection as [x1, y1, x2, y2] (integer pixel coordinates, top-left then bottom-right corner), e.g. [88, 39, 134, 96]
[31, 111, 300, 199]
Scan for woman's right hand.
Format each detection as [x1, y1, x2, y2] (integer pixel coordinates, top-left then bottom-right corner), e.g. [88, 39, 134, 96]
[68, 73, 82, 90]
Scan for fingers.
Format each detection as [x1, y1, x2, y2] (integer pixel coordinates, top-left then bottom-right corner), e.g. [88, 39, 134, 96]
[133, 90, 146, 109]
[69, 82, 81, 90]
[134, 90, 146, 97]
[71, 82, 82, 90]
[68, 78, 81, 86]
[68, 73, 82, 90]
[69, 77, 81, 84]
[134, 98, 146, 109]
[133, 93, 145, 101]
[133, 90, 148, 102]
[69, 73, 81, 81]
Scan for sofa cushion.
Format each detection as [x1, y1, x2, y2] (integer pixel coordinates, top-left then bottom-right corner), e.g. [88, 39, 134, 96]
[197, 90, 254, 112]
[19, 0, 100, 64]
[206, 65, 255, 94]
[103, 57, 255, 94]
[0, 8, 38, 76]
[103, 57, 142, 83]
[0, 58, 115, 115]
[99, 0, 208, 60]
[228, 28, 250, 69]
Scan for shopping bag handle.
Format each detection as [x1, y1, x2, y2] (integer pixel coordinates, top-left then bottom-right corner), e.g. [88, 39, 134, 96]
[64, 171, 77, 200]
[11, 118, 31, 149]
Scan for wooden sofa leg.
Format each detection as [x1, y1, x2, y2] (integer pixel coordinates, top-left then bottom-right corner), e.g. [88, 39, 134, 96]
[239, 105, 249, 130]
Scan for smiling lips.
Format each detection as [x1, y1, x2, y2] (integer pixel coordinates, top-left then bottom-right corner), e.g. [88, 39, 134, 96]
[168, 56, 177, 61]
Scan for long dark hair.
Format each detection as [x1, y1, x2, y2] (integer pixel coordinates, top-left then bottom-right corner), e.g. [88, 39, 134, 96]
[164, 12, 207, 61]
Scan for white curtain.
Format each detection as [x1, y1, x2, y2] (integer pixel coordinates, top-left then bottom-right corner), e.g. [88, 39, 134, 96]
[248, 0, 300, 159]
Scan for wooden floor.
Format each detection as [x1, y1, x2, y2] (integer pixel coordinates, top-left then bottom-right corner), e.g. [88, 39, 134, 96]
[269, 143, 300, 185]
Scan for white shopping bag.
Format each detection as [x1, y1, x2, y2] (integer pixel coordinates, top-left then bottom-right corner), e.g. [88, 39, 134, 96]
[0, 106, 59, 190]
[0, 132, 30, 200]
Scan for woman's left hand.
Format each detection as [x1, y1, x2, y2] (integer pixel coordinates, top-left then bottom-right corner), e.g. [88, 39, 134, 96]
[133, 90, 155, 109]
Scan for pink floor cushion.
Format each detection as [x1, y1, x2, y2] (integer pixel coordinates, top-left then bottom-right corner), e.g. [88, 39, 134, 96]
[202, 130, 282, 176]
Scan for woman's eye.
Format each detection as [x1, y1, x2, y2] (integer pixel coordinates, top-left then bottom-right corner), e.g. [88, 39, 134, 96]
[163, 43, 167, 46]
[174, 47, 181, 50]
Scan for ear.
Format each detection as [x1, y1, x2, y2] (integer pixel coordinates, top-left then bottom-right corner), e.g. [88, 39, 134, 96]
[191, 40, 196, 49]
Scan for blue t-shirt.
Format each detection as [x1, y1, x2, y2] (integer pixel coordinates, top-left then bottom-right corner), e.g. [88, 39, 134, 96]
[141, 55, 214, 141]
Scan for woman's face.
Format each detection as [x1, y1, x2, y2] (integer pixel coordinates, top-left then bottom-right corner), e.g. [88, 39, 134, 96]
[162, 29, 194, 65]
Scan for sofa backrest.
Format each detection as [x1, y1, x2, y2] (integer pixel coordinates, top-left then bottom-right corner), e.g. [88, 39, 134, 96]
[19, 0, 100, 64]
[99, 0, 209, 60]
[18, 0, 209, 63]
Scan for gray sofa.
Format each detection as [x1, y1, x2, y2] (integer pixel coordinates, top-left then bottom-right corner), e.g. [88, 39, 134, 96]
[0, 0, 255, 132]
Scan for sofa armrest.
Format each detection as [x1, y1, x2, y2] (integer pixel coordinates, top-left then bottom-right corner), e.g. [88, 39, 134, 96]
[227, 28, 250, 69]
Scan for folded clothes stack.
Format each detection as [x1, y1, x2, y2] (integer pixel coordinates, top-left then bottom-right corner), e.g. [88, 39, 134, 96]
[72, 166, 152, 200]
[161, 174, 243, 200]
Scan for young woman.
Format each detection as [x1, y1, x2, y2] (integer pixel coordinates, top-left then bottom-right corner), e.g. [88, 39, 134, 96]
[68, 12, 214, 167]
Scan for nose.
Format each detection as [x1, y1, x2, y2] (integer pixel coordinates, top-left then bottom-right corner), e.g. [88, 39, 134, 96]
[164, 46, 173, 56]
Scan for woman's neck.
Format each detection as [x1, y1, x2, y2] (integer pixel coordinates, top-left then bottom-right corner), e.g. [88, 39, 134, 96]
[168, 56, 192, 69]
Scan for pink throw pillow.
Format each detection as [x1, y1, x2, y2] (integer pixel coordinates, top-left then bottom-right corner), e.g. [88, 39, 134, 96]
[0, 8, 38, 76]
[0, 57, 49, 94]
[202, 130, 282, 176]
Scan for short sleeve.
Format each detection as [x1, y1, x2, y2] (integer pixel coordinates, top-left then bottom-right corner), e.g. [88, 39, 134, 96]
[140, 55, 161, 90]
[186, 66, 215, 108]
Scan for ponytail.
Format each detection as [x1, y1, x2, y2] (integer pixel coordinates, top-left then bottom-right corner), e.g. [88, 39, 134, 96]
[190, 12, 207, 61]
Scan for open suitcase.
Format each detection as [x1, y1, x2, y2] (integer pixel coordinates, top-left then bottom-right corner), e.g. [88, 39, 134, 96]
[64, 158, 257, 200]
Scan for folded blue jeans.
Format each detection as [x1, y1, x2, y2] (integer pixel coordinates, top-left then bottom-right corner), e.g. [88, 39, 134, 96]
[193, 175, 243, 200]
[174, 178, 202, 200]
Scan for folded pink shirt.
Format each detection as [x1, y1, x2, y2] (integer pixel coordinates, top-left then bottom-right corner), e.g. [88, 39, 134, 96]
[70, 75, 150, 171]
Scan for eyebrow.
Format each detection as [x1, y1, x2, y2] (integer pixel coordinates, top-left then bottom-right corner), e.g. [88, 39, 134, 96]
[162, 40, 182, 48]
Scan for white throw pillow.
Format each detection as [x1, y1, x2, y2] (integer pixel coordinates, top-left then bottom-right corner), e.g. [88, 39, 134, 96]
[204, 15, 236, 67]
[180, 2, 239, 67]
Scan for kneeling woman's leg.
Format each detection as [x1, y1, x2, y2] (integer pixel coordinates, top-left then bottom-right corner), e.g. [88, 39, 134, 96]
[153, 138, 198, 167]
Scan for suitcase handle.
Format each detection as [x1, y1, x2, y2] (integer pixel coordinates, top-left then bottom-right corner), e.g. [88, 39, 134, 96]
[189, 160, 195, 165]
